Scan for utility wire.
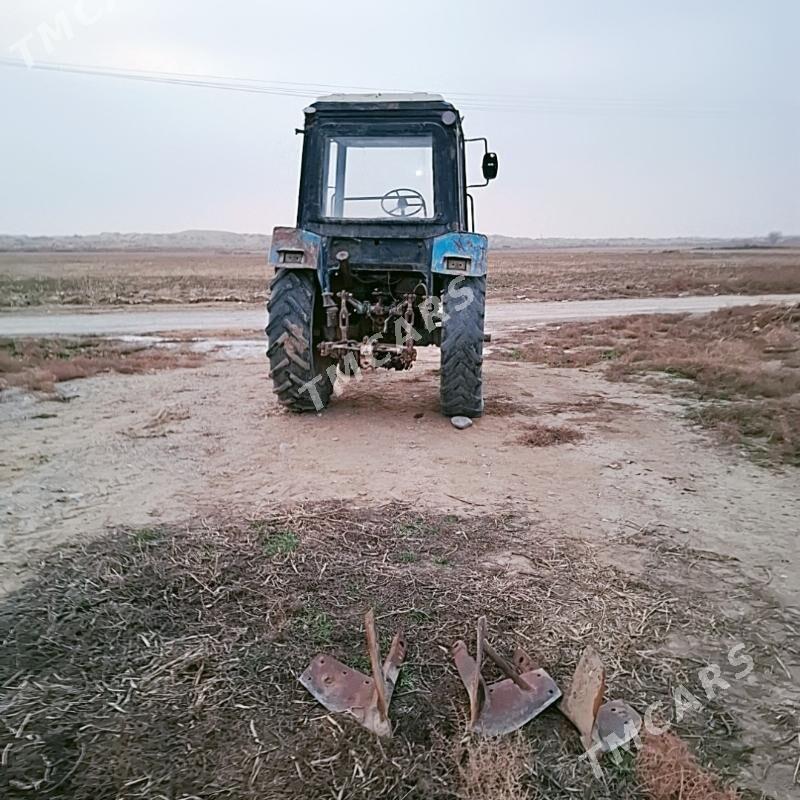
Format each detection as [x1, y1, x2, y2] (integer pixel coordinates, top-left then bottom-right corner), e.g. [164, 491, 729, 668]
[0, 56, 793, 116]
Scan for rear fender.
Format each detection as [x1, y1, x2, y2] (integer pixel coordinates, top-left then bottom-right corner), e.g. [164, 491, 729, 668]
[431, 232, 488, 278]
[269, 227, 329, 291]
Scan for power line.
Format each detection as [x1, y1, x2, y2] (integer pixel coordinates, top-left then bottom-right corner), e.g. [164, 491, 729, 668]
[0, 56, 794, 116]
[0, 57, 337, 97]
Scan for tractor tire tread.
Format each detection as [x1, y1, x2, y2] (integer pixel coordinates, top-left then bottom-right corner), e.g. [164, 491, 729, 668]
[440, 276, 486, 418]
[266, 269, 333, 412]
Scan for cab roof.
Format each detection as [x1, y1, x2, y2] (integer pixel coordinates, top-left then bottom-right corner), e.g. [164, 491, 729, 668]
[315, 92, 445, 104]
[308, 92, 456, 114]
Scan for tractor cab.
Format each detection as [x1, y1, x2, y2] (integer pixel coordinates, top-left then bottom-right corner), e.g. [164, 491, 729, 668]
[267, 94, 497, 418]
[298, 93, 476, 235]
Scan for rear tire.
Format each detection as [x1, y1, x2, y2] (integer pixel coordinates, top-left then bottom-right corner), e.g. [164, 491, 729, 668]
[440, 275, 486, 418]
[266, 269, 334, 412]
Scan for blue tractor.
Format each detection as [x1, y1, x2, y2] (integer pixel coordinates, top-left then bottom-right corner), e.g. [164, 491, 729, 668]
[267, 93, 498, 417]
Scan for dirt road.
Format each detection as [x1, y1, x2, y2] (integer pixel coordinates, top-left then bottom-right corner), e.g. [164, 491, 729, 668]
[2, 293, 800, 336]
[3, 345, 796, 599]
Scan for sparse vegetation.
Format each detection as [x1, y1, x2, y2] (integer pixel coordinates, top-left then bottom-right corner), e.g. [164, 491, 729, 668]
[131, 527, 163, 544]
[395, 518, 440, 538]
[493, 304, 800, 466]
[0, 336, 205, 394]
[294, 607, 333, 645]
[0, 251, 268, 307]
[262, 529, 300, 556]
[488, 247, 800, 301]
[1, 247, 798, 307]
[637, 731, 740, 800]
[454, 733, 533, 800]
[518, 422, 584, 447]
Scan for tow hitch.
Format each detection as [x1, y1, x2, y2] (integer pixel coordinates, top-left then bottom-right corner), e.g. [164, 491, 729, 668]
[318, 283, 419, 371]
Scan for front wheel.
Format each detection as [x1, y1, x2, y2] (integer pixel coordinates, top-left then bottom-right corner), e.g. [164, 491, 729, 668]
[439, 275, 486, 418]
[266, 269, 334, 412]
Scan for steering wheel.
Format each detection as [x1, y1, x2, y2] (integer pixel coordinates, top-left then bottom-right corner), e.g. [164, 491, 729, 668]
[380, 188, 427, 218]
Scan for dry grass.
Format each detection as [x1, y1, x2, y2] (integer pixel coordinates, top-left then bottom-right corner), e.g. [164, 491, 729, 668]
[0, 336, 205, 394]
[492, 304, 800, 466]
[519, 422, 584, 447]
[1, 248, 798, 307]
[0, 251, 267, 307]
[488, 248, 800, 301]
[0, 504, 750, 799]
[454, 733, 533, 800]
[637, 731, 740, 800]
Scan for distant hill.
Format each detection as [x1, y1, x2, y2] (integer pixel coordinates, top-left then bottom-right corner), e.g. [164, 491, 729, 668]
[0, 230, 271, 253]
[0, 230, 796, 253]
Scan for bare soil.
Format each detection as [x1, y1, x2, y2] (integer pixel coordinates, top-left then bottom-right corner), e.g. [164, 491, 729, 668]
[1, 247, 798, 307]
[0, 343, 798, 797]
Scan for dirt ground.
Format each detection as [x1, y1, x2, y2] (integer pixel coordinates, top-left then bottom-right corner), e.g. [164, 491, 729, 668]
[1, 337, 798, 797]
[1, 247, 798, 307]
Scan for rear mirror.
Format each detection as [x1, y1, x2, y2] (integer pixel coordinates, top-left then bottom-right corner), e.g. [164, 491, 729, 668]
[482, 152, 498, 181]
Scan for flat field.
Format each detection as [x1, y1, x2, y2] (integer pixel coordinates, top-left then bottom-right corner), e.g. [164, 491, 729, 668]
[0, 247, 798, 307]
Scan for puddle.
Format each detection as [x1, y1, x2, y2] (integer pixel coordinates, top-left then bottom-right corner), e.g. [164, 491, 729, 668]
[118, 335, 264, 360]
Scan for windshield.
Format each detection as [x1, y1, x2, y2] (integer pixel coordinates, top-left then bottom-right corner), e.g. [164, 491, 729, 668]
[322, 135, 435, 220]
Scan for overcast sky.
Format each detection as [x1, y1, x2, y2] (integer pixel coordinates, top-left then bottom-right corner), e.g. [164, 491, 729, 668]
[1, 0, 798, 238]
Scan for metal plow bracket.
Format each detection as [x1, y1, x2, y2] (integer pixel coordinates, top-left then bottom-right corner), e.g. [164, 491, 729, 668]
[452, 617, 562, 737]
[560, 646, 642, 753]
[299, 609, 406, 738]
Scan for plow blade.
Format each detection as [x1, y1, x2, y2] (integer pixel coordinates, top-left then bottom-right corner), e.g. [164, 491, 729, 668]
[452, 616, 561, 737]
[559, 646, 642, 753]
[299, 609, 406, 738]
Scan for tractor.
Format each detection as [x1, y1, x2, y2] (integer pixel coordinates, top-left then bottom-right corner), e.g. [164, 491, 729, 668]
[266, 93, 498, 417]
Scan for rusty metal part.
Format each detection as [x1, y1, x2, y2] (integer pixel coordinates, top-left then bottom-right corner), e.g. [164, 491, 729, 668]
[298, 609, 406, 738]
[559, 646, 606, 749]
[338, 290, 351, 342]
[335, 249, 352, 284]
[318, 337, 412, 370]
[401, 292, 416, 366]
[322, 291, 338, 338]
[512, 647, 538, 673]
[559, 646, 641, 755]
[594, 700, 643, 752]
[365, 608, 389, 720]
[482, 637, 531, 691]
[452, 616, 561, 737]
[317, 290, 418, 371]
